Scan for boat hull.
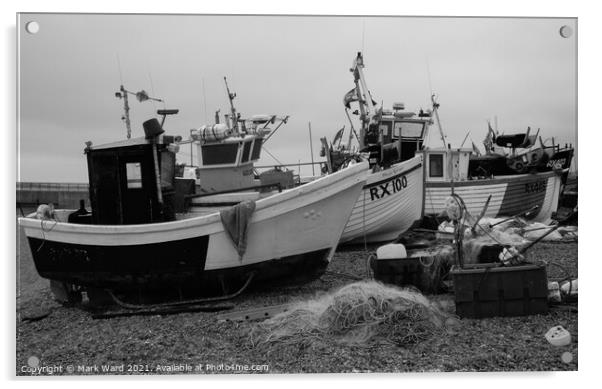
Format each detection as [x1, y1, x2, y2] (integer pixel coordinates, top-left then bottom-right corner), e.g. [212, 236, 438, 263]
[19, 162, 368, 292]
[340, 155, 424, 243]
[424, 170, 564, 222]
[27, 236, 330, 292]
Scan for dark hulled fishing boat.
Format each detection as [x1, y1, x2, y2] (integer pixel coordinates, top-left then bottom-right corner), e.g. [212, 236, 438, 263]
[18, 85, 369, 303]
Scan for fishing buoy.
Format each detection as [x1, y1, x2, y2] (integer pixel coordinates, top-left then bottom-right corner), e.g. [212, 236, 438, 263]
[35, 204, 55, 220]
[196, 124, 232, 142]
[183, 167, 196, 180]
[545, 326, 571, 347]
[444, 197, 462, 220]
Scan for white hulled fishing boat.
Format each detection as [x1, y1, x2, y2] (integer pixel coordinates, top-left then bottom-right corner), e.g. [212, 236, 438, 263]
[323, 52, 429, 243]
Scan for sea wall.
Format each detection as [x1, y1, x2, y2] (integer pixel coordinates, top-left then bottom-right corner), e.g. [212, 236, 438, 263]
[16, 182, 89, 209]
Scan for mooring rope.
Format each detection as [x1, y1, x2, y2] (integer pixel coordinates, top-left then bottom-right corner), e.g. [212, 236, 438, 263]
[36, 217, 59, 252]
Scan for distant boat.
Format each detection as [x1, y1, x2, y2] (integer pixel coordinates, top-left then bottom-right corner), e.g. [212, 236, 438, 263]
[423, 122, 570, 222]
[323, 52, 429, 243]
[469, 124, 574, 177]
[423, 147, 564, 222]
[177, 77, 294, 205]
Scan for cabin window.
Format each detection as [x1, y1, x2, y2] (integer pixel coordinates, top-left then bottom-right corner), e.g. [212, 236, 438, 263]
[160, 151, 175, 189]
[429, 154, 444, 177]
[241, 140, 252, 162]
[201, 143, 239, 165]
[379, 122, 392, 136]
[126, 162, 143, 188]
[379, 122, 393, 143]
[251, 138, 263, 160]
[395, 121, 425, 138]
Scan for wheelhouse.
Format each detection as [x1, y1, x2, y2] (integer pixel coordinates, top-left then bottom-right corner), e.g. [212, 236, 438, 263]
[190, 133, 266, 193]
[364, 110, 430, 167]
[424, 148, 472, 182]
[85, 134, 179, 225]
[198, 136, 263, 168]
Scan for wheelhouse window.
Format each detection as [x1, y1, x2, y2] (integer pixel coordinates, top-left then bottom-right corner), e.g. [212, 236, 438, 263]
[201, 143, 239, 165]
[125, 162, 143, 188]
[241, 140, 253, 163]
[251, 138, 263, 160]
[395, 121, 425, 138]
[160, 150, 175, 189]
[429, 154, 444, 178]
[378, 121, 393, 144]
[379, 122, 392, 137]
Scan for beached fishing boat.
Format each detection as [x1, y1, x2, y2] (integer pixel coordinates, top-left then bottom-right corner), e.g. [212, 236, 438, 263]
[326, 53, 569, 233]
[422, 101, 570, 222]
[469, 124, 574, 177]
[340, 156, 424, 243]
[323, 52, 429, 243]
[423, 147, 566, 222]
[18, 89, 369, 300]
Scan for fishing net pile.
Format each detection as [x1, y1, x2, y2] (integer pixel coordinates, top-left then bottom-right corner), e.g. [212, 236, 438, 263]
[434, 216, 575, 265]
[472, 217, 577, 243]
[249, 281, 457, 348]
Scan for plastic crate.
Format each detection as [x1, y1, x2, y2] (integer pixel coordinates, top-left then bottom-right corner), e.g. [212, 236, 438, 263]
[451, 263, 548, 318]
[477, 244, 504, 263]
[370, 256, 444, 294]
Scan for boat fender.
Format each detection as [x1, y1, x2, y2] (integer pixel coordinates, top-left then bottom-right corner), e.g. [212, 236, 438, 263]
[167, 143, 180, 153]
[376, 243, 407, 260]
[444, 197, 462, 220]
[35, 203, 56, 220]
[182, 167, 196, 180]
[509, 160, 526, 174]
[560, 279, 578, 296]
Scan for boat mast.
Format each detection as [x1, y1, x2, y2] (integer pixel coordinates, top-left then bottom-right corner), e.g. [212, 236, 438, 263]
[431, 94, 448, 149]
[344, 108, 360, 149]
[308, 122, 316, 176]
[224, 77, 239, 134]
[351, 52, 377, 150]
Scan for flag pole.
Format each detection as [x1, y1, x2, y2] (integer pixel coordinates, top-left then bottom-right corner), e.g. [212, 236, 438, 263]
[308, 122, 315, 176]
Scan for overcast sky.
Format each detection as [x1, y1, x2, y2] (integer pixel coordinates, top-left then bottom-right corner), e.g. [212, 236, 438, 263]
[18, 14, 576, 182]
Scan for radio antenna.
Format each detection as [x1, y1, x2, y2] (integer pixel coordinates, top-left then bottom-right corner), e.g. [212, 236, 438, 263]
[426, 57, 433, 95]
[202, 77, 208, 123]
[148, 72, 158, 111]
[361, 19, 366, 54]
[116, 53, 124, 85]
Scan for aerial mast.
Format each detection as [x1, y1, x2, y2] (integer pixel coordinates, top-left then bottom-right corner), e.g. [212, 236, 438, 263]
[118, 85, 132, 139]
[115, 85, 163, 139]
